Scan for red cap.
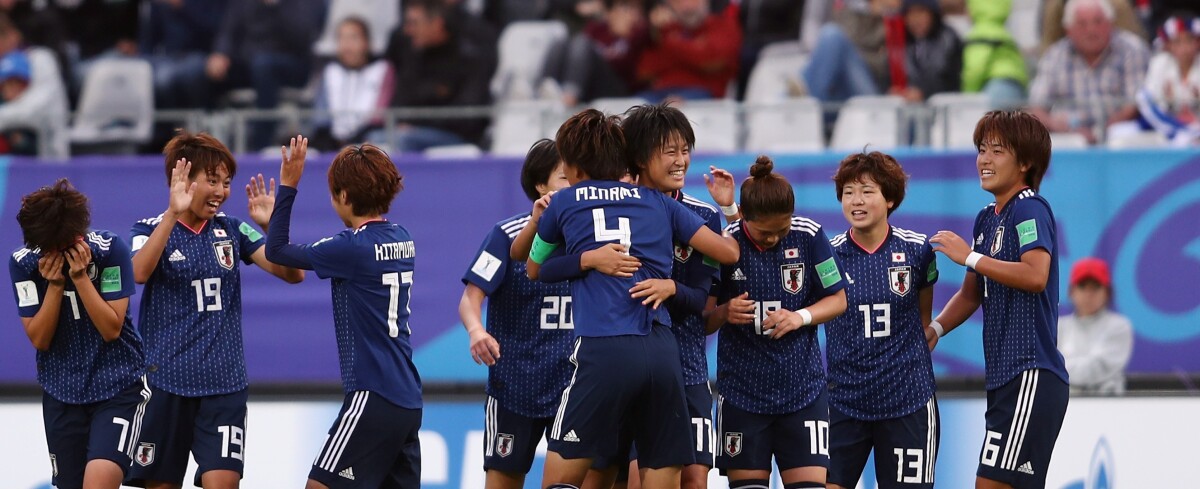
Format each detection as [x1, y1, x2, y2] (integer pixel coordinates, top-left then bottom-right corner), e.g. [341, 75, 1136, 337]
[1070, 257, 1111, 287]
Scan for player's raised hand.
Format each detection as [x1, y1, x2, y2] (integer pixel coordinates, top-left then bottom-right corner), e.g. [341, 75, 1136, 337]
[63, 240, 92, 282]
[582, 243, 641, 277]
[531, 192, 554, 222]
[279, 135, 308, 188]
[930, 230, 971, 266]
[168, 158, 196, 216]
[725, 292, 755, 325]
[245, 173, 276, 227]
[630, 278, 676, 309]
[37, 251, 65, 286]
[762, 308, 805, 339]
[468, 328, 501, 366]
[704, 165, 736, 207]
[924, 325, 940, 351]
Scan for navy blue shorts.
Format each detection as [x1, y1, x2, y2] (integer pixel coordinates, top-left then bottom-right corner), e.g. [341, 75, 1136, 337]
[716, 389, 829, 473]
[828, 396, 940, 488]
[43, 378, 151, 489]
[125, 386, 248, 487]
[482, 396, 553, 475]
[593, 382, 714, 478]
[548, 326, 694, 469]
[977, 369, 1068, 488]
[309, 391, 422, 489]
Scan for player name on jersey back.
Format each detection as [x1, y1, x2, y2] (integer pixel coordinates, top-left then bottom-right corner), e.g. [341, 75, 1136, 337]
[575, 186, 643, 201]
[374, 241, 416, 261]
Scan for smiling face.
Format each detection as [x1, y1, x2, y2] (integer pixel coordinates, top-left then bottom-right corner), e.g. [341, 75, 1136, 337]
[187, 164, 232, 222]
[537, 162, 571, 197]
[638, 133, 690, 193]
[976, 137, 1030, 198]
[841, 174, 894, 234]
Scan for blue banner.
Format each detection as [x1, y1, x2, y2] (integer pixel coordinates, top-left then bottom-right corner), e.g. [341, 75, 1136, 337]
[1, 148, 1197, 384]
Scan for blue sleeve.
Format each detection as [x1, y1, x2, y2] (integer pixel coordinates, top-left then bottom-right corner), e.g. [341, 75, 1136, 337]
[10, 255, 42, 318]
[461, 225, 511, 295]
[665, 196, 706, 244]
[304, 234, 357, 280]
[540, 252, 584, 283]
[715, 264, 733, 304]
[918, 240, 939, 289]
[129, 220, 155, 254]
[668, 211, 719, 314]
[97, 235, 136, 301]
[231, 216, 265, 264]
[669, 279, 709, 315]
[807, 228, 846, 297]
[265, 185, 318, 271]
[1012, 198, 1055, 256]
[971, 208, 987, 255]
[535, 194, 564, 247]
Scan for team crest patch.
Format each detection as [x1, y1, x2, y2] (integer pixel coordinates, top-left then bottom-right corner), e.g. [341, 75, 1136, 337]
[495, 433, 515, 458]
[889, 266, 912, 296]
[214, 240, 235, 270]
[781, 263, 805, 294]
[135, 442, 155, 466]
[724, 432, 743, 457]
[213, 228, 227, 238]
[674, 244, 693, 263]
[990, 227, 1004, 256]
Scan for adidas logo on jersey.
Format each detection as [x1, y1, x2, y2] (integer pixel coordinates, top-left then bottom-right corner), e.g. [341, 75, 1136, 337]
[338, 467, 356, 480]
[562, 430, 581, 442]
[1017, 462, 1034, 475]
[168, 250, 186, 262]
[732, 268, 747, 281]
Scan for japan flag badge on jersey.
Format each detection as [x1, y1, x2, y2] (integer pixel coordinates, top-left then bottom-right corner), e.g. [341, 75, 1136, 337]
[213, 228, 227, 238]
[784, 248, 799, 258]
[892, 252, 905, 262]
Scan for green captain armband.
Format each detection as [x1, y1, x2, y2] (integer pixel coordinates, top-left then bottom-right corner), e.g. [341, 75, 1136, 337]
[529, 234, 559, 264]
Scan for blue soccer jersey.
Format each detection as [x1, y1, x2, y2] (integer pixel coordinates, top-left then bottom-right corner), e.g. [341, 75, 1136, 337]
[462, 213, 573, 419]
[716, 217, 846, 415]
[826, 227, 938, 420]
[973, 188, 1068, 390]
[9, 231, 145, 404]
[669, 191, 721, 386]
[268, 186, 422, 409]
[535, 180, 706, 337]
[131, 213, 262, 397]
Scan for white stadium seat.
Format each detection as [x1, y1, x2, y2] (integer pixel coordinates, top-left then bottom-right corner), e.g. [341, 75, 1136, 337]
[678, 99, 740, 153]
[312, 0, 401, 57]
[830, 95, 905, 151]
[490, 100, 566, 156]
[70, 58, 154, 146]
[928, 92, 992, 149]
[744, 50, 808, 104]
[745, 97, 824, 152]
[589, 97, 651, 118]
[490, 21, 568, 102]
[1049, 132, 1090, 149]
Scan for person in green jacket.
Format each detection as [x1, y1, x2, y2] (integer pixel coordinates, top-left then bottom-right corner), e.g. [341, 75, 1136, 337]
[961, 0, 1028, 108]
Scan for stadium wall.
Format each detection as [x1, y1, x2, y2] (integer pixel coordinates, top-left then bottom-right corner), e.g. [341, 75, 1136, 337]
[0, 148, 1197, 385]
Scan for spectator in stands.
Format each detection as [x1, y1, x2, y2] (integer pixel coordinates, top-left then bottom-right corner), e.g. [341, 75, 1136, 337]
[0, 0, 67, 74]
[1133, 14, 1200, 146]
[961, 0, 1028, 107]
[445, 0, 500, 56]
[1059, 257, 1134, 395]
[0, 50, 34, 154]
[208, 0, 326, 150]
[0, 14, 68, 158]
[542, 0, 650, 106]
[484, 0, 587, 33]
[1041, 0, 1146, 54]
[736, 0, 803, 99]
[141, 0, 229, 110]
[636, 0, 742, 102]
[56, 0, 140, 95]
[1028, 0, 1150, 144]
[802, 0, 902, 105]
[312, 17, 394, 152]
[895, 0, 961, 102]
[383, 0, 494, 152]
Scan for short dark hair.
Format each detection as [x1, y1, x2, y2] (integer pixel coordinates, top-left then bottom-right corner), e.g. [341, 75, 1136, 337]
[973, 110, 1051, 191]
[555, 109, 630, 181]
[162, 130, 237, 184]
[832, 151, 909, 215]
[740, 155, 794, 221]
[328, 144, 403, 216]
[622, 103, 695, 171]
[520, 139, 561, 201]
[16, 179, 90, 251]
[405, 0, 450, 19]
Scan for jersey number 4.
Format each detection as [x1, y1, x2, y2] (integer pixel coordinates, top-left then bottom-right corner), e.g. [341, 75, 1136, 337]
[592, 209, 631, 251]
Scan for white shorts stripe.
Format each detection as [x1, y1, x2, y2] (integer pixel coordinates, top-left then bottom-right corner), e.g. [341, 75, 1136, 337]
[485, 396, 496, 457]
[319, 391, 369, 471]
[126, 376, 153, 456]
[716, 395, 724, 447]
[1008, 370, 1039, 471]
[925, 397, 938, 483]
[1001, 371, 1037, 470]
[551, 338, 583, 440]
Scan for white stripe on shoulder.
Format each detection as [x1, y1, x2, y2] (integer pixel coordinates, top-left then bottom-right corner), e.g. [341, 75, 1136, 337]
[12, 247, 32, 261]
[725, 221, 742, 234]
[501, 219, 532, 236]
[87, 232, 112, 251]
[1018, 189, 1036, 200]
[137, 213, 165, 226]
[891, 228, 927, 244]
[500, 216, 531, 231]
[681, 193, 718, 212]
[829, 233, 848, 246]
[791, 216, 820, 228]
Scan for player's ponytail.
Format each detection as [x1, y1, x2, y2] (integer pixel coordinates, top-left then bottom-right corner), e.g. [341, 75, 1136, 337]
[740, 155, 794, 221]
[16, 178, 91, 250]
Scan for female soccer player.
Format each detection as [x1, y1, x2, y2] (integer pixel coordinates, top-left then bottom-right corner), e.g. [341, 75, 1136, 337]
[526, 109, 739, 489]
[706, 156, 847, 489]
[10, 179, 150, 489]
[266, 137, 423, 489]
[825, 152, 940, 489]
[457, 139, 575, 489]
[927, 110, 1069, 489]
[127, 132, 303, 489]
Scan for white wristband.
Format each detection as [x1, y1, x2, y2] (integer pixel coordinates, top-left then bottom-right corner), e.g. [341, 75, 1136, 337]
[797, 308, 813, 326]
[965, 251, 984, 270]
[720, 202, 739, 217]
[929, 320, 945, 338]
